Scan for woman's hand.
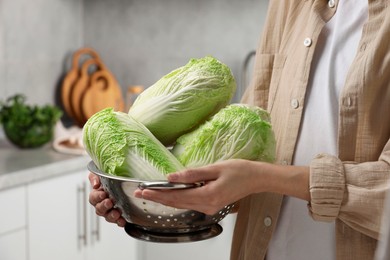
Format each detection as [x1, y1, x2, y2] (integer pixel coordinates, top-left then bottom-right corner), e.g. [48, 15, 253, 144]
[88, 173, 126, 227]
[134, 159, 310, 215]
[135, 159, 263, 215]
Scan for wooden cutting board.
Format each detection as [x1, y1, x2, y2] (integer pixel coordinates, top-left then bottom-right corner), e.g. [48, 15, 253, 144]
[81, 69, 125, 122]
[61, 47, 124, 127]
[61, 48, 101, 122]
[69, 58, 106, 127]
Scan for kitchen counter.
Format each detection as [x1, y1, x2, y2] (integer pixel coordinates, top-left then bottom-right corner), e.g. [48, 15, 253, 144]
[0, 138, 90, 191]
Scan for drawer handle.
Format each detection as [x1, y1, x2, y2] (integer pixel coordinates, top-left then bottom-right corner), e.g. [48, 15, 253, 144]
[77, 182, 87, 249]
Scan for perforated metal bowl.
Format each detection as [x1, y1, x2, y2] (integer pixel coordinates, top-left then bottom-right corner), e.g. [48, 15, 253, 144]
[87, 161, 234, 242]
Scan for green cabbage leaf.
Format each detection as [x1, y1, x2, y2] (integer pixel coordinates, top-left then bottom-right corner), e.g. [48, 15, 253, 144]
[83, 108, 184, 180]
[128, 56, 236, 145]
[171, 104, 276, 167]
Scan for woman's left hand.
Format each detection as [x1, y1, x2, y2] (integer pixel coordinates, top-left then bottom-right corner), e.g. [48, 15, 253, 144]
[134, 159, 310, 215]
[134, 159, 261, 215]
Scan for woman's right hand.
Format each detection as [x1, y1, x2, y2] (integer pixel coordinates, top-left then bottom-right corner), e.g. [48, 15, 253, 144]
[88, 172, 127, 227]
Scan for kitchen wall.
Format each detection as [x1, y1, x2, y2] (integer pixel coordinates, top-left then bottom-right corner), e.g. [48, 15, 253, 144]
[83, 0, 269, 102]
[0, 0, 269, 136]
[0, 0, 84, 105]
[0, 0, 84, 138]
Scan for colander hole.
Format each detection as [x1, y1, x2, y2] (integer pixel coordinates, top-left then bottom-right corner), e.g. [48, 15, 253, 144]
[181, 214, 186, 218]
[166, 219, 171, 222]
[162, 224, 166, 227]
[154, 221, 158, 224]
[158, 216, 162, 219]
[147, 215, 151, 218]
[142, 202, 146, 205]
[169, 214, 174, 217]
[190, 213, 195, 217]
[174, 218, 178, 222]
[143, 209, 148, 212]
[219, 210, 223, 214]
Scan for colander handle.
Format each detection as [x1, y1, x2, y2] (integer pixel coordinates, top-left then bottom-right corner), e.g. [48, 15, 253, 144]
[138, 181, 203, 190]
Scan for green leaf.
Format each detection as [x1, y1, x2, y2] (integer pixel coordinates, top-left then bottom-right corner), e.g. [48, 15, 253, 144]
[83, 108, 185, 180]
[128, 56, 236, 145]
[172, 104, 276, 167]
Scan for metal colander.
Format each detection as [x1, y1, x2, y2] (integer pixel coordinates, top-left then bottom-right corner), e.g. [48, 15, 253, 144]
[87, 161, 234, 242]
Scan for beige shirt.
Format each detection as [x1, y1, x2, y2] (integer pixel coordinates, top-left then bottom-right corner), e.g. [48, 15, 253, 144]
[232, 0, 390, 259]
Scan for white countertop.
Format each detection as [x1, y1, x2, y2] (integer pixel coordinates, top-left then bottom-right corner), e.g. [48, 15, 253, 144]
[0, 138, 91, 191]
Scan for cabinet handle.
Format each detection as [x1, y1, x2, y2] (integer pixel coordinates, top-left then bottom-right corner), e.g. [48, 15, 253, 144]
[91, 212, 100, 242]
[77, 182, 87, 249]
[89, 183, 100, 243]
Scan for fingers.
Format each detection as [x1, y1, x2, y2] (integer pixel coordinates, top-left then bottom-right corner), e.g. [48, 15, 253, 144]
[107, 211, 127, 227]
[88, 181, 126, 227]
[88, 172, 100, 189]
[168, 166, 219, 183]
[92, 195, 126, 227]
[89, 189, 107, 206]
[99, 202, 126, 227]
[89, 190, 114, 218]
[135, 187, 223, 215]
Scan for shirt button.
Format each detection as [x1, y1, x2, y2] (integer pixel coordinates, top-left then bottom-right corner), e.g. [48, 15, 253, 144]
[303, 38, 312, 47]
[291, 99, 299, 109]
[328, 0, 335, 8]
[264, 217, 272, 227]
[346, 97, 352, 107]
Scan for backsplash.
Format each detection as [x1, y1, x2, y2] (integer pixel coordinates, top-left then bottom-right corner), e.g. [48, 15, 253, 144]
[83, 0, 269, 102]
[0, 0, 84, 105]
[0, 0, 268, 132]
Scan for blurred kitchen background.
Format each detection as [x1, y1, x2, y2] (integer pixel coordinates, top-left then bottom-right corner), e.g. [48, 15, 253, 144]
[0, 0, 268, 132]
[0, 0, 269, 259]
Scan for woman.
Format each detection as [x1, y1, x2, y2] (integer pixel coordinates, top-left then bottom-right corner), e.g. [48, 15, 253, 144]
[89, 1, 390, 259]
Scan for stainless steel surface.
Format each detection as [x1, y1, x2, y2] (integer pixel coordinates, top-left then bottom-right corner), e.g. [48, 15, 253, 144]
[88, 161, 234, 242]
[91, 203, 100, 242]
[77, 182, 87, 248]
[138, 181, 203, 190]
[125, 223, 223, 243]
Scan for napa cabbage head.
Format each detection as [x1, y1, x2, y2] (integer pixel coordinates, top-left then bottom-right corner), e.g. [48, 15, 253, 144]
[128, 56, 236, 145]
[83, 108, 184, 180]
[171, 104, 276, 167]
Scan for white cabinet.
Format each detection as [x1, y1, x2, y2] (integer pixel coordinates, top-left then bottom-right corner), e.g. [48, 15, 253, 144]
[27, 170, 139, 260]
[0, 230, 27, 260]
[85, 184, 141, 260]
[1, 163, 234, 260]
[0, 186, 27, 234]
[28, 171, 85, 260]
[0, 186, 27, 260]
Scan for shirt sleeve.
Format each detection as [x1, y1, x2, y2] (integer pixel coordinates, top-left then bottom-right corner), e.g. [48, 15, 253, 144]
[308, 139, 390, 240]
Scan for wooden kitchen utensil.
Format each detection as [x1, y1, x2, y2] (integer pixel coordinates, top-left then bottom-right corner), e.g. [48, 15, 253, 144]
[61, 48, 101, 122]
[81, 69, 125, 122]
[69, 58, 106, 127]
